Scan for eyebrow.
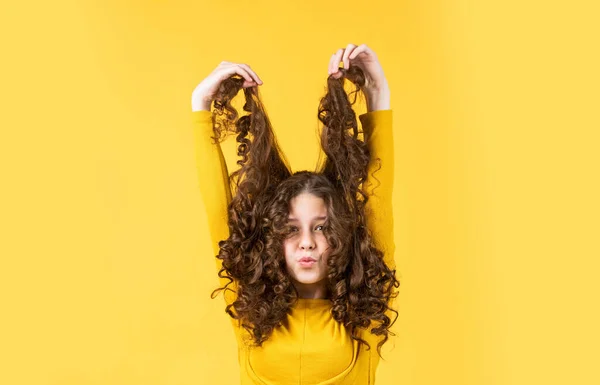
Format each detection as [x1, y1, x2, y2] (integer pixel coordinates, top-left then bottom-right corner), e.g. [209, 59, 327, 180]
[287, 216, 327, 221]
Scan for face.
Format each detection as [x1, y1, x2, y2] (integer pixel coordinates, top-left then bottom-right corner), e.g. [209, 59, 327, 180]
[283, 192, 332, 299]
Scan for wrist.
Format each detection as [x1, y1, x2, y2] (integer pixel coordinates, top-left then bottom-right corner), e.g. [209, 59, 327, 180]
[365, 86, 390, 111]
[191, 94, 212, 112]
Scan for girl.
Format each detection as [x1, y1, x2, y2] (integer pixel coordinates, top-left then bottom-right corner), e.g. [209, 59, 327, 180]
[191, 43, 400, 384]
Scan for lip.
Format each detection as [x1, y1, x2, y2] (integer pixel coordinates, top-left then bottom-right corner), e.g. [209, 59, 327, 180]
[298, 256, 317, 262]
[298, 260, 316, 268]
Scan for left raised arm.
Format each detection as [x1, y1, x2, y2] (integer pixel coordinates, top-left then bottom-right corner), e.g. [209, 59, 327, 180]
[329, 43, 395, 269]
[360, 106, 395, 270]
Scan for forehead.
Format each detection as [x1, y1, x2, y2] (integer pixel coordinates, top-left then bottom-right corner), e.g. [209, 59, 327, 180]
[288, 193, 328, 219]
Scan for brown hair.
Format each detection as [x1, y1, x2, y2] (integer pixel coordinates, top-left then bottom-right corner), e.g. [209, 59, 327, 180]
[209, 66, 400, 357]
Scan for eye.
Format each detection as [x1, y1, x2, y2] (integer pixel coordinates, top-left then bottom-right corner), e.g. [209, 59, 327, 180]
[316, 225, 325, 231]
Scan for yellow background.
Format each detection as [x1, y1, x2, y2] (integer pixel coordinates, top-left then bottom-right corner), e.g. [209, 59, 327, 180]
[1, 1, 599, 384]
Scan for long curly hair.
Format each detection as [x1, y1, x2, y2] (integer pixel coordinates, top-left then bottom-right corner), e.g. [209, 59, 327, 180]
[208, 66, 400, 357]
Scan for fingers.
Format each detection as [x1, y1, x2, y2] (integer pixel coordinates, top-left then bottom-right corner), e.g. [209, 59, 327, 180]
[222, 65, 254, 85]
[328, 53, 336, 75]
[328, 44, 371, 78]
[238, 63, 263, 85]
[341, 43, 357, 70]
[350, 44, 372, 61]
[328, 49, 343, 76]
[218, 61, 262, 86]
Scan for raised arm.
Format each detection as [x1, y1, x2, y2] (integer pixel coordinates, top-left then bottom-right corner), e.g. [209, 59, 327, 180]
[360, 109, 396, 271]
[191, 110, 233, 285]
[329, 43, 396, 270]
[191, 61, 263, 295]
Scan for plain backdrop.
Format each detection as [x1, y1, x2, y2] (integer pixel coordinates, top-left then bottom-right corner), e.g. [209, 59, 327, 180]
[1, 1, 599, 384]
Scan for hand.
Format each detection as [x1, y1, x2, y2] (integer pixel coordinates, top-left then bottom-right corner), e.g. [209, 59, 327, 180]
[328, 44, 390, 111]
[328, 43, 390, 93]
[191, 61, 263, 111]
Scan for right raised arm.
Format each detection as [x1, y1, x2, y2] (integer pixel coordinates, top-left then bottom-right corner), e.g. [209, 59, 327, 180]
[191, 62, 263, 298]
[191, 110, 233, 261]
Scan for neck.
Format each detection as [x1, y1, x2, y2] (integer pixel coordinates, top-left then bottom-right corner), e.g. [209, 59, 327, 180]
[293, 279, 328, 299]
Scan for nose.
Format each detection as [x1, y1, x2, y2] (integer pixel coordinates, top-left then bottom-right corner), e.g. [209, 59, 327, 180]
[299, 232, 315, 250]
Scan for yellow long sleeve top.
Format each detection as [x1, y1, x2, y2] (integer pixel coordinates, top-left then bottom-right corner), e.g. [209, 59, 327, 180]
[192, 109, 395, 384]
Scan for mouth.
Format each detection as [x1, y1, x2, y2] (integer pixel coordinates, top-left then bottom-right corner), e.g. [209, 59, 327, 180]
[298, 256, 317, 268]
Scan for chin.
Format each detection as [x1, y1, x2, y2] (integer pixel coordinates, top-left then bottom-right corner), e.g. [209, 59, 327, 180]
[293, 273, 325, 285]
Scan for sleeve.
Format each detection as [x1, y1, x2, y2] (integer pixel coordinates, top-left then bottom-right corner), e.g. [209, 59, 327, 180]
[359, 109, 396, 271]
[360, 110, 399, 377]
[191, 110, 240, 302]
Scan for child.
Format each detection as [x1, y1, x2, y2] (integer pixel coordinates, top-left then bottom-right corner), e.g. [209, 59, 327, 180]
[191, 43, 399, 384]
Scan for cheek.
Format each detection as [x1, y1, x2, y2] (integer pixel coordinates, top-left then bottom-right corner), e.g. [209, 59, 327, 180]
[283, 239, 294, 259]
[318, 237, 331, 253]
[282, 241, 297, 273]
